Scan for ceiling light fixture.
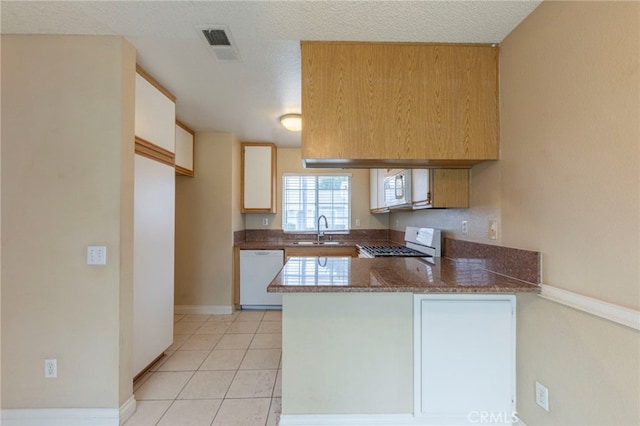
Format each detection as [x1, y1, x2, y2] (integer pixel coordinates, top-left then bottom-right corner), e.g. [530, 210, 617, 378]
[280, 113, 302, 132]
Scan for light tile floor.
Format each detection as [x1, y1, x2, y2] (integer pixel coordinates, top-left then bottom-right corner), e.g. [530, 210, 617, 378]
[125, 310, 282, 426]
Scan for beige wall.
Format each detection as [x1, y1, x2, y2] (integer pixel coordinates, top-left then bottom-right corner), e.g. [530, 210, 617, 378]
[1, 35, 135, 409]
[175, 132, 240, 308]
[245, 148, 389, 230]
[390, 160, 502, 244]
[501, 2, 639, 424]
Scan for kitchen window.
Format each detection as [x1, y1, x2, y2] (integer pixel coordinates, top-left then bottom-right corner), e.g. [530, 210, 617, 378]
[282, 174, 351, 232]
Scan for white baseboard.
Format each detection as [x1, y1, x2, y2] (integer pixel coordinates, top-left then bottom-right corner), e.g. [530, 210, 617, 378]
[1, 408, 119, 426]
[514, 417, 528, 426]
[174, 304, 234, 315]
[280, 413, 524, 426]
[1, 397, 137, 426]
[119, 396, 136, 425]
[279, 414, 416, 426]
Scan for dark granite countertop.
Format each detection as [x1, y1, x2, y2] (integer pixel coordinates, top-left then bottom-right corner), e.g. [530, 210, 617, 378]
[267, 256, 540, 294]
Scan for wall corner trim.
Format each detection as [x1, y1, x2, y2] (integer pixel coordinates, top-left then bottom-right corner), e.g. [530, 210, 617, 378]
[539, 284, 640, 331]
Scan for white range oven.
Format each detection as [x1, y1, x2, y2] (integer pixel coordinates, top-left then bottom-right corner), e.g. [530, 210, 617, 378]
[357, 227, 442, 258]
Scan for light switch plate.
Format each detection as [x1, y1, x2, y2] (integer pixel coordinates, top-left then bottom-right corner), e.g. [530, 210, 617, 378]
[87, 246, 107, 265]
[535, 381, 549, 411]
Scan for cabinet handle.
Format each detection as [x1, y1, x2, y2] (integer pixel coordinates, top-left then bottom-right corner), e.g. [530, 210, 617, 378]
[395, 175, 404, 198]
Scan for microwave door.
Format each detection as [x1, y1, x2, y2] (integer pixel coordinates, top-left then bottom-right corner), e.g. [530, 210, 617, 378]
[385, 171, 409, 207]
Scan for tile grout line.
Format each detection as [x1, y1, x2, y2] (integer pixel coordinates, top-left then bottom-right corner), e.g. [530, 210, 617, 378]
[154, 314, 204, 426]
[128, 311, 281, 425]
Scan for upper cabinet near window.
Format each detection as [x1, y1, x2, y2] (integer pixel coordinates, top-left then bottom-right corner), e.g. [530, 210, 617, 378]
[175, 121, 195, 177]
[301, 42, 499, 168]
[242, 142, 276, 213]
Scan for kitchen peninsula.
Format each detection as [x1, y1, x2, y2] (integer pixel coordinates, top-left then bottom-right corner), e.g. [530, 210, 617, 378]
[269, 247, 540, 425]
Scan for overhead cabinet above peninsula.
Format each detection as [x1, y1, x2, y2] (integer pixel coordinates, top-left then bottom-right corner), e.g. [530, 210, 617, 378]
[301, 42, 499, 168]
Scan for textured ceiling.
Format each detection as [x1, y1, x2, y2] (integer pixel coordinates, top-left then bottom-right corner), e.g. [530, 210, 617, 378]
[1, 0, 542, 147]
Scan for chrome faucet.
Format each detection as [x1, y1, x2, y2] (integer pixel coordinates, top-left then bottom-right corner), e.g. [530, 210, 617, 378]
[317, 214, 328, 243]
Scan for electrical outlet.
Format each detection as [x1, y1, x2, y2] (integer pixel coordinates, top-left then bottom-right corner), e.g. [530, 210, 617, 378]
[45, 359, 57, 378]
[462, 220, 468, 235]
[355, 218, 361, 227]
[87, 246, 107, 265]
[535, 381, 549, 411]
[488, 220, 498, 240]
[262, 217, 269, 226]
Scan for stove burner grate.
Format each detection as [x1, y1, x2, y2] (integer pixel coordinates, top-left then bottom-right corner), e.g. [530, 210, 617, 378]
[359, 245, 428, 257]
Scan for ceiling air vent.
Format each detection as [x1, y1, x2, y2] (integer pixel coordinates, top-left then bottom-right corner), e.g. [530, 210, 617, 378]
[202, 29, 231, 46]
[197, 25, 241, 62]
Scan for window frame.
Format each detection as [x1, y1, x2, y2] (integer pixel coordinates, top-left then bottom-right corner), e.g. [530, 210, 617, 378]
[281, 173, 352, 234]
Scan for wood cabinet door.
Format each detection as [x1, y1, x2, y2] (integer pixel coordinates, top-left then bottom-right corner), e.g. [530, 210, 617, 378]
[285, 246, 358, 259]
[301, 42, 499, 163]
[431, 169, 469, 208]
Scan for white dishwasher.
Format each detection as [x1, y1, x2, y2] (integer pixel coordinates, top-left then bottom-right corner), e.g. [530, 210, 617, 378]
[240, 249, 284, 309]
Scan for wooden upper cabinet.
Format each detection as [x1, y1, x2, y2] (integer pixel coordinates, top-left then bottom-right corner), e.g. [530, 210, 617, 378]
[175, 121, 195, 177]
[412, 169, 470, 209]
[241, 142, 277, 213]
[301, 42, 499, 167]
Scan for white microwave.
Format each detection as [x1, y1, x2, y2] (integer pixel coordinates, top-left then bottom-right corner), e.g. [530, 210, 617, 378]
[384, 169, 412, 208]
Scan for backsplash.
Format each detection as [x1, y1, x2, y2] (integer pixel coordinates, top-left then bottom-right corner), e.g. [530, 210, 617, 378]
[233, 230, 246, 245]
[389, 229, 405, 244]
[241, 229, 388, 243]
[444, 238, 540, 284]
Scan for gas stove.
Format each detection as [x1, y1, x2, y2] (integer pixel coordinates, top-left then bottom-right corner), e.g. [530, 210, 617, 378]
[357, 245, 427, 257]
[357, 227, 442, 258]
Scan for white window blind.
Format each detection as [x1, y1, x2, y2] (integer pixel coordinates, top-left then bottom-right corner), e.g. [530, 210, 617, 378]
[282, 175, 350, 232]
